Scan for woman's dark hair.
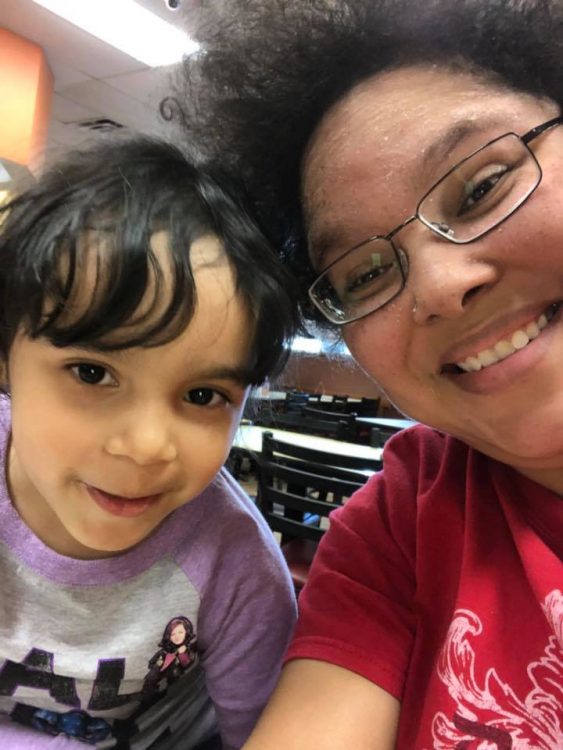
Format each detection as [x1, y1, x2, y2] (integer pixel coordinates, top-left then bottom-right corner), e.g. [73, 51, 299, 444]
[0, 136, 298, 382]
[172, 0, 563, 322]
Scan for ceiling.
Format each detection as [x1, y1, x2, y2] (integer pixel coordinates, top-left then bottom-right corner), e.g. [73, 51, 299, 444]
[0, 0, 194, 163]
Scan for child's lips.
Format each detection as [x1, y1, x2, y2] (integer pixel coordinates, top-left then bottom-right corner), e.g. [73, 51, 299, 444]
[85, 484, 162, 518]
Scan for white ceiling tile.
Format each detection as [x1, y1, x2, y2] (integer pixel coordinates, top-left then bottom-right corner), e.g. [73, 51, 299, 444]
[103, 66, 177, 105]
[48, 60, 91, 90]
[50, 93, 101, 123]
[59, 79, 164, 134]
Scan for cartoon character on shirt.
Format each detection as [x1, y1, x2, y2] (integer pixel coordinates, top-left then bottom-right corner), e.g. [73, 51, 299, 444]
[141, 616, 197, 699]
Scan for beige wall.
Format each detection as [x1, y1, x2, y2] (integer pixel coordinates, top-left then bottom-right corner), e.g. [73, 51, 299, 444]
[276, 353, 382, 400]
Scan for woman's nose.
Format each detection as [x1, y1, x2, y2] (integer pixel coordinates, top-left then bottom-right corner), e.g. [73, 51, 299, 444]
[104, 407, 178, 466]
[404, 233, 499, 324]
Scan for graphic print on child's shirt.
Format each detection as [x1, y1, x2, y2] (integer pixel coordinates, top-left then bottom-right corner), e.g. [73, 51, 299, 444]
[0, 615, 201, 746]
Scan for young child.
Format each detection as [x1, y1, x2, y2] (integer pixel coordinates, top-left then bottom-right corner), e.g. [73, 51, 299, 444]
[0, 137, 298, 749]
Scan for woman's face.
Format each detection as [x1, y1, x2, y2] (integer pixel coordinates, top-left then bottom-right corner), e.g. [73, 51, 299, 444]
[302, 65, 563, 480]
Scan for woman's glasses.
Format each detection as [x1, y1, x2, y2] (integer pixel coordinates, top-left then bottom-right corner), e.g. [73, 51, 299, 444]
[308, 115, 563, 325]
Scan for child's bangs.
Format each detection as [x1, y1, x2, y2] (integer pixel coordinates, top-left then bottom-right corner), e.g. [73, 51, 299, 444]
[28, 220, 198, 352]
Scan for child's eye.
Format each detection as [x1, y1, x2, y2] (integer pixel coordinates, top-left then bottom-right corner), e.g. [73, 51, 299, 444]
[185, 388, 227, 407]
[70, 363, 116, 386]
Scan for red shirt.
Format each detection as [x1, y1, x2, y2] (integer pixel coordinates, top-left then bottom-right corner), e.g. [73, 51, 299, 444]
[286, 426, 563, 749]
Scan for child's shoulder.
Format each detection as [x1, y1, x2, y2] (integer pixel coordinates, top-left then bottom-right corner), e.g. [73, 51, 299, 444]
[170, 468, 293, 606]
[173, 467, 281, 558]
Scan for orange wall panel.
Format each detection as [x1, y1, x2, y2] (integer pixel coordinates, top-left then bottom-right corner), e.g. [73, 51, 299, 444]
[0, 28, 53, 168]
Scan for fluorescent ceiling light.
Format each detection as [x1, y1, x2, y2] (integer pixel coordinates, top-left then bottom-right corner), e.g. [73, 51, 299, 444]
[32, 0, 199, 67]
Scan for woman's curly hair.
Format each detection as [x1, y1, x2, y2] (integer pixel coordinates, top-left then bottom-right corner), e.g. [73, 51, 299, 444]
[170, 0, 563, 313]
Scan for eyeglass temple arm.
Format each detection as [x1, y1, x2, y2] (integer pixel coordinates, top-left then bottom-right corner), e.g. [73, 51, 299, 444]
[522, 115, 563, 145]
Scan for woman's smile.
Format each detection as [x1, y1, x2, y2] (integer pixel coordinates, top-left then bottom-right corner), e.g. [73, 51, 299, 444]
[440, 302, 562, 395]
[450, 305, 558, 372]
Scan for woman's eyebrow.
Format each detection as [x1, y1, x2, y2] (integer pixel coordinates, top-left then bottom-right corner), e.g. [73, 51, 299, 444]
[421, 116, 509, 170]
[308, 227, 358, 272]
[307, 117, 513, 270]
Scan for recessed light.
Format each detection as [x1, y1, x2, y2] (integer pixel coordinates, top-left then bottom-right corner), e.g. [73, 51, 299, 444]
[32, 0, 199, 67]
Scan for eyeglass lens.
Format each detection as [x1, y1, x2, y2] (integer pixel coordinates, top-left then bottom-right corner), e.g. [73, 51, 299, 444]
[418, 133, 540, 241]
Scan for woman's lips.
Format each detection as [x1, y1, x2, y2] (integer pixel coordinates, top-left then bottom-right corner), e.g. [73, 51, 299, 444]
[441, 301, 561, 373]
[442, 302, 561, 395]
[85, 485, 162, 518]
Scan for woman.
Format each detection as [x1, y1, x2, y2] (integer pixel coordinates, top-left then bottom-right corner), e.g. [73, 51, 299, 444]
[175, 1, 563, 747]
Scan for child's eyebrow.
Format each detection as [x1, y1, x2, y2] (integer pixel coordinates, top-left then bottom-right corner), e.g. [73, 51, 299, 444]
[191, 365, 253, 387]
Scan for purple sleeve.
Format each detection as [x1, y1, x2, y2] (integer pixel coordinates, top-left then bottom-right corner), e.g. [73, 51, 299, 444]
[0, 717, 83, 748]
[177, 471, 297, 749]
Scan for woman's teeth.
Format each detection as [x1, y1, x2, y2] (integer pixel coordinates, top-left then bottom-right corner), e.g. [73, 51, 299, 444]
[456, 312, 548, 373]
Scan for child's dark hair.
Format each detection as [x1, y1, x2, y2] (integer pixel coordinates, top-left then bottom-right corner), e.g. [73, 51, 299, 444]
[0, 137, 298, 383]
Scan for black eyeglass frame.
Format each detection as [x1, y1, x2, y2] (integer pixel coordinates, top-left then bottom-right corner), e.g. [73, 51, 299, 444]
[308, 114, 563, 325]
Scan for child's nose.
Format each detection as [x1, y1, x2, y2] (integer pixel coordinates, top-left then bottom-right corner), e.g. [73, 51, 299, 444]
[104, 407, 178, 466]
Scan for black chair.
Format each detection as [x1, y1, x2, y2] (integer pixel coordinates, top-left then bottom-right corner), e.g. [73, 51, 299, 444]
[257, 433, 371, 594]
[269, 412, 348, 440]
[306, 395, 351, 414]
[262, 431, 383, 474]
[284, 391, 311, 413]
[331, 395, 351, 413]
[302, 406, 361, 441]
[356, 397, 381, 417]
[370, 425, 404, 448]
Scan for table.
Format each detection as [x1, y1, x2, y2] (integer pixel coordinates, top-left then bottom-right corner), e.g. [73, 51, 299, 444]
[356, 417, 416, 430]
[233, 424, 383, 462]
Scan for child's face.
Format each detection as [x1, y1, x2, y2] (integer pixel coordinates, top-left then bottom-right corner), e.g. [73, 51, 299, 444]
[5, 233, 252, 559]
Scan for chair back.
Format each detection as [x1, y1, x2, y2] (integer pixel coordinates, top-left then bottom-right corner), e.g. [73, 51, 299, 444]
[370, 425, 404, 447]
[302, 406, 358, 424]
[270, 411, 355, 441]
[258, 432, 378, 594]
[262, 432, 382, 473]
[284, 391, 311, 413]
[257, 434, 368, 543]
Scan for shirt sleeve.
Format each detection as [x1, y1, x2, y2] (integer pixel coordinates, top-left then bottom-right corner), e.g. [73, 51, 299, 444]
[188, 473, 297, 749]
[0, 716, 84, 748]
[285, 428, 430, 700]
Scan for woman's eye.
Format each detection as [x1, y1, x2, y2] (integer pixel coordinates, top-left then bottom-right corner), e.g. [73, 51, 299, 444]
[459, 165, 509, 214]
[70, 363, 115, 386]
[344, 262, 396, 298]
[185, 388, 226, 407]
